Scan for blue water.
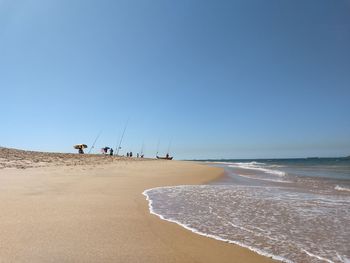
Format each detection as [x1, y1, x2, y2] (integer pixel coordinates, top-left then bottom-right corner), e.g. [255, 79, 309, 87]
[203, 157, 350, 181]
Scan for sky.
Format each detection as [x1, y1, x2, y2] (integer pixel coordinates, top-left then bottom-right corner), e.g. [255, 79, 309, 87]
[0, 0, 350, 159]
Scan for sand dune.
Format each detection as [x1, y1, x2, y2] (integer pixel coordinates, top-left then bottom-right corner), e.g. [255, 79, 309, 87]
[0, 147, 143, 169]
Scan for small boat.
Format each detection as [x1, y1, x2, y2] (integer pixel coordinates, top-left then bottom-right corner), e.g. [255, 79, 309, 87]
[156, 155, 173, 160]
[156, 141, 173, 160]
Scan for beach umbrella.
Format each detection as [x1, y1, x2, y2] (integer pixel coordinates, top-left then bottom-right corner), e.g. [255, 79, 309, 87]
[73, 144, 88, 149]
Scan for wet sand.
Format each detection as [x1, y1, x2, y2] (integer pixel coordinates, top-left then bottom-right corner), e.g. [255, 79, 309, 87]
[0, 148, 276, 262]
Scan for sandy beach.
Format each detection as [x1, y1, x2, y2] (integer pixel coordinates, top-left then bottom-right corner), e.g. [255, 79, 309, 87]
[0, 148, 276, 262]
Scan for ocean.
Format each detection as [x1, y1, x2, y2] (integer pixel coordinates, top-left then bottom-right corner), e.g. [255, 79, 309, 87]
[143, 158, 350, 263]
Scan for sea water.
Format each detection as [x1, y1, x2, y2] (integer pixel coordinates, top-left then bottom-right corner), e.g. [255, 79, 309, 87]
[143, 158, 350, 263]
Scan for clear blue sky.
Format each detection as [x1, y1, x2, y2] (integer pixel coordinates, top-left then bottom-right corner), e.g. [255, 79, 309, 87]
[1, 0, 349, 159]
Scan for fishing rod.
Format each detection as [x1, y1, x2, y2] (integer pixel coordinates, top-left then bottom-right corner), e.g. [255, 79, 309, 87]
[88, 130, 102, 154]
[155, 139, 160, 157]
[167, 139, 172, 155]
[115, 118, 130, 156]
[140, 141, 144, 156]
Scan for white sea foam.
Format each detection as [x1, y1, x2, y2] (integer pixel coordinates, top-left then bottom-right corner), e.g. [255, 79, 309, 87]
[142, 187, 293, 263]
[236, 173, 291, 183]
[336, 253, 350, 263]
[143, 185, 350, 263]
[301, 249, 335, 263]
[229, 162, 286, 177]
[335, 185, 350, 192]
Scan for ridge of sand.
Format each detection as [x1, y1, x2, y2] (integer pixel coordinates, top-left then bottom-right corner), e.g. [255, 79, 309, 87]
[0, 147, 144, 169]
[0, 148, 276, 262]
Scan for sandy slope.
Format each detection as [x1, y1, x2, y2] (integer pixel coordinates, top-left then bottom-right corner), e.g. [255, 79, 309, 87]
[0, 147, 141, 169]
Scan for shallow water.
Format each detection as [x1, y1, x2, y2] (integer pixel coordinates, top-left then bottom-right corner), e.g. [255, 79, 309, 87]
[144, 159, 350, 263]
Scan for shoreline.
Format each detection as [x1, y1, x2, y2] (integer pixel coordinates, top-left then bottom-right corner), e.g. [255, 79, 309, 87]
[0, 149, 276, 262]
[143, 186, 289, 263]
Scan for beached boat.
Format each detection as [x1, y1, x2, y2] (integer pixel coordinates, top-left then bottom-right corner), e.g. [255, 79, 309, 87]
[156, 155, 173, 160]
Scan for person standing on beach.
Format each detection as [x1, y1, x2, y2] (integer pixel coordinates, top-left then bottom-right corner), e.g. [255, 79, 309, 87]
[109, 148, 113, 156]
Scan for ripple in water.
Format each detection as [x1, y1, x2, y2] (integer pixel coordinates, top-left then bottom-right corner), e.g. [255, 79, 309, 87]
[144, 185, 350, 263]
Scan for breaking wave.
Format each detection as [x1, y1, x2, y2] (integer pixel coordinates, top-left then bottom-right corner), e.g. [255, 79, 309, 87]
[229, 162, 286, 177]
[335, 185, 350, 192]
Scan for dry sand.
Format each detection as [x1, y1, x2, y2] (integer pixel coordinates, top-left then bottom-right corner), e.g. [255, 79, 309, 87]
[0, 148, 276, 262]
